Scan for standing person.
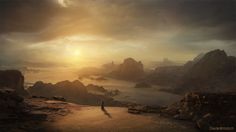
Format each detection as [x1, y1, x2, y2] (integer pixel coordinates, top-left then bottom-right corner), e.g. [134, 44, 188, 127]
[101, 100, 105, 110]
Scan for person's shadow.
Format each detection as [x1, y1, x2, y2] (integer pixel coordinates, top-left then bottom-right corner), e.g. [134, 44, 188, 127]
[102, 108, 112, 118]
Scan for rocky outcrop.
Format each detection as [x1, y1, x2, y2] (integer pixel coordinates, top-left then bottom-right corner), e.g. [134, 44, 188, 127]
[109, 58, 144, 81]
[0, 88, 25, 113]
[177, 49, 236, 93]
[0, 91, 70, 132]
[163, 92, 236, 131]
[28, 80, 87, 101]
[86, 84, 107, 93]
[0, 70, 28, 96]
[128, 105, 163, 114]
[146, 49, 236, 94]
[127, 92, 236, 131]
[86, 84, 120, 97]
[28, 80, 124, 106]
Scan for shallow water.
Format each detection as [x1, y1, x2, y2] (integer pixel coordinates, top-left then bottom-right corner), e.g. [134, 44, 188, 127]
[25, 71, 181, 106]
[81, 78, 181, 106]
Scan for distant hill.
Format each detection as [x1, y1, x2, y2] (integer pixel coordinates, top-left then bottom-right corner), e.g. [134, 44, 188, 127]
[146, 49, 236, 94]
[109, 58, 144, 81]
[177, 49, 236, 93]
[28, 80, 123, 106]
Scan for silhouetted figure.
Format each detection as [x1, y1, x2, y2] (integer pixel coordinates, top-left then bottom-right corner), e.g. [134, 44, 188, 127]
[101, 100, 105, 110]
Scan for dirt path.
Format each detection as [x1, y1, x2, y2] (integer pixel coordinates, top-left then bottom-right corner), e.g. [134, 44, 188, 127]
[50, 105, 199, 132]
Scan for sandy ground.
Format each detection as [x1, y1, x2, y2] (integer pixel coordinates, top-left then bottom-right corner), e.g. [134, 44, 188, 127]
[50, 105, 199, 132]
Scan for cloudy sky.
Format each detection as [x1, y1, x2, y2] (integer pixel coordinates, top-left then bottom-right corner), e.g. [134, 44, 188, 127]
[0, 0, 236, 70]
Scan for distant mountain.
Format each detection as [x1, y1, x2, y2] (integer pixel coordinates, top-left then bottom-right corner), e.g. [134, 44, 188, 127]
[184, 53, 205, 69]
[109, 58, 144, 81]
[177, 49, 236, 93]
[147, 49, 236, 94]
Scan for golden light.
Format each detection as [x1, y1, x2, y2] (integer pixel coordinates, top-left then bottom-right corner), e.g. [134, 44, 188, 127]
[63, 45, 82, 64]
[71, 49, 81, 57]
[57, 0, 68, 7]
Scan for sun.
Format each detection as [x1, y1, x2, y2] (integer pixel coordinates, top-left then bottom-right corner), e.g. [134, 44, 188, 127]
[72, 49, 81, 57]
[63, 45, 82, 63]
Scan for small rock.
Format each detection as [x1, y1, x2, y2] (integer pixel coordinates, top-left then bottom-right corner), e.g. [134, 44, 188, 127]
[52, 96, 66, 101]
[196, 113, 213, 131]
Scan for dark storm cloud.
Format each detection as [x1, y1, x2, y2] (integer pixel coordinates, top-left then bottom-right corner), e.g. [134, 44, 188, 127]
[0, 0, 235, 42]
[105, 0, 236, 41]
[165, 0, 236, 41]
[0, 0, 61, 34]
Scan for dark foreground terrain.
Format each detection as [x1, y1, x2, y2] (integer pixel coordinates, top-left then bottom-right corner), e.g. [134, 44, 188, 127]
[0, 69, 235, 132]
[0, 89, 71, 132]
[0, 89, 198, 132]
[1, 88, 236, 132]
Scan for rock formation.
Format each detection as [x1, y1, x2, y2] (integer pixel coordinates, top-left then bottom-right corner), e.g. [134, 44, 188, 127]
[0, 70, 28, 96]
[109, 58, 144, 81]
[164, 92, 236, 131]
[86, 84, 107, 93]
[0, 88, 25, 113]
[177, 49, 236, 93]
[28, 80, 124, 106]
[28, 80, 87, 100]
[146, 49, 236, 94]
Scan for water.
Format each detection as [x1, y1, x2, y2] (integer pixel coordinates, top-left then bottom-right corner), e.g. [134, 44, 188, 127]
[81, 77, 181, 106]
[25, 71, 181, 106]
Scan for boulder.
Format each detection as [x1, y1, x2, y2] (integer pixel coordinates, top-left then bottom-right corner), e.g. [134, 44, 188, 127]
[196, 113, 214, 131]
[165, 92, 236, 131]
[52, 96, 66, 101]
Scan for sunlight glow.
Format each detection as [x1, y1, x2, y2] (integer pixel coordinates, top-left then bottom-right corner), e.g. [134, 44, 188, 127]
[72, 49, 81, 57]
[57, 0, 68, 7]
[63, 45, 83, 64]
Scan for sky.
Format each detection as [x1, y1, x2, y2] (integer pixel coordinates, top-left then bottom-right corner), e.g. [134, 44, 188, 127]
[0, 0, 236, 71]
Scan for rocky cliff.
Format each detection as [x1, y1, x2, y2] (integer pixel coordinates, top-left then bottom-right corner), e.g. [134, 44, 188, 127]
[0, 70, 28, 96]
[177, 49, 236, 93]
[147, 49, 236, 94]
